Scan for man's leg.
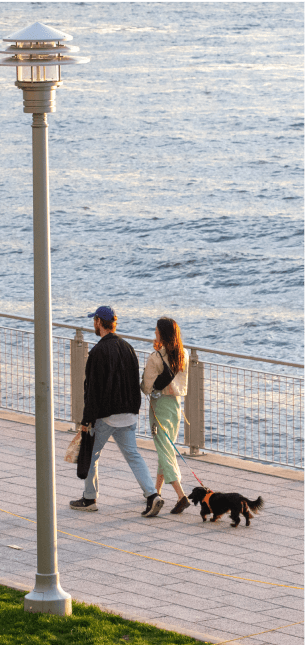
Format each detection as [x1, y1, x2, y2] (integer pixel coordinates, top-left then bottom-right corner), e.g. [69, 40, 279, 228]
[70, 419, 113, 510]
[112, 424, 164, 517]
[83, 419, 114, 499]
[112, 424, 156, 496]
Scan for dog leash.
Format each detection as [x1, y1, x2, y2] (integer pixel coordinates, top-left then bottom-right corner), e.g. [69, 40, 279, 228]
[149, 397, 205, 487]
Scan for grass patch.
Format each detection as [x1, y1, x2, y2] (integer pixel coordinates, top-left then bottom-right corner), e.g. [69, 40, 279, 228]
[0, 585, 212, 645]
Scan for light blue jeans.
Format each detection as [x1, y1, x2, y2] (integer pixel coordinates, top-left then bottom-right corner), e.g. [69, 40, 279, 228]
[83, 418, 157, 500]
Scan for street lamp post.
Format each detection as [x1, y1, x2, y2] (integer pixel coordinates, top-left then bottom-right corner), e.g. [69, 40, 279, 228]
[0, 22, 89, 615]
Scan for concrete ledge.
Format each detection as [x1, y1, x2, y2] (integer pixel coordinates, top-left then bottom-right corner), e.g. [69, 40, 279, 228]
[136, 437, 303, 481]
[1, 578, 222, 644]
[1, 409, 303, 481]
[0, 409, 75, 433]
[182, 448, 304, 482]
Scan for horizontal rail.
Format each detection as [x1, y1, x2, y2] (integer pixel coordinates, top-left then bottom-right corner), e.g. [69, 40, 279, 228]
[1, 325, 301, 382]
[0, 312, 303, 369]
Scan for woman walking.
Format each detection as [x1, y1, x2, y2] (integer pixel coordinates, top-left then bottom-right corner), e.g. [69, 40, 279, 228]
[141, 317, 190, 514]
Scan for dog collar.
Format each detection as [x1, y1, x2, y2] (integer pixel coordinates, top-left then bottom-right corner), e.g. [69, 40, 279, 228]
[202, 491, 214, 512]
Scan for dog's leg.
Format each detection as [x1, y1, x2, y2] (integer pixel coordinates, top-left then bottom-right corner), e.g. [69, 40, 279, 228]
[230, 509, 241, 527]
[211, 514, 221, 522]
[245, 511, 250, 526]
[242, 501, 253, 526]
[200, 503, 209, 522]
[242, 501, 249, 526]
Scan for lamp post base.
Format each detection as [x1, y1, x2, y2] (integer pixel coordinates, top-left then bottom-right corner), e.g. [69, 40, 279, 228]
[24, 573, 72, 616]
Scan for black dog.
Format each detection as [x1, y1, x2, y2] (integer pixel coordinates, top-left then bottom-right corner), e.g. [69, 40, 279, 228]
[188, 486, 264, 527]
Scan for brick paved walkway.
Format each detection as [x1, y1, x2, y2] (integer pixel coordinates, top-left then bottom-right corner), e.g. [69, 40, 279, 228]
[0, 415, 303, 644]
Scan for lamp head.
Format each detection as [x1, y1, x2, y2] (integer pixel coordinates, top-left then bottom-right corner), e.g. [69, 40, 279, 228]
[0, 21, 89, 112]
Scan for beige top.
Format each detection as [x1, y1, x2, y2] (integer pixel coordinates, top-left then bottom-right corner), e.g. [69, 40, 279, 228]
[140, 346, 189, 397]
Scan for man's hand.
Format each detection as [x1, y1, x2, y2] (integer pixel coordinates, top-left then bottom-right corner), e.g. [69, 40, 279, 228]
[82, 425, 88, 433]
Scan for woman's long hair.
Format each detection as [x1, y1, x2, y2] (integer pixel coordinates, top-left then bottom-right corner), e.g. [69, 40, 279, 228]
[154, 317, 185, 374]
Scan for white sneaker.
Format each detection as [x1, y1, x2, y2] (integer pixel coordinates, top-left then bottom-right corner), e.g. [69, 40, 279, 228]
[141, 494, 164, 517]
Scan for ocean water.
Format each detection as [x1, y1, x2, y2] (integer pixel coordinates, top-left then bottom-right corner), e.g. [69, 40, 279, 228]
[0, 2, 303, 366]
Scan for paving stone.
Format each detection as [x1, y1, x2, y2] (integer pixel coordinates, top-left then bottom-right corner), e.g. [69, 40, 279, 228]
[86, 601, 167, 621]
[102, 590, 163, 610]
[83, 563, 181, 587]
[59, 558, 127, 576]
[236, 550, 302, 569]
[209, 605, 278, 626]
[0, 546, 37, 566]
[143, 615, 226, 640]
[164, 579, 226, 599]
[260, 606, 304, 624]
[0, 526, 35, 540]
[97, 576, 220, 610]
[1, 448, 33, 460]
[62, 568, 121, 587]
[209, 592, 282, 612]
[258, 629, 304, 644]
[0, 572, 34, 589]
[285, 564, 305, 574]
[205, 616, 270, 636]
[65, 590, 122, 610]
[0, 537, 36, 553]
[59, 577, 121, 597]
[278, 623, 305, 638]
[142, 602, 218, 623]
[229, 566, 303, 587]
[267, 594, 304, 609]
[227, 638, 271, 645]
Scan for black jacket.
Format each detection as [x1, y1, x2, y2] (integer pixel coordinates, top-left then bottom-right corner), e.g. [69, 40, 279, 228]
[81, 333, 141, 427]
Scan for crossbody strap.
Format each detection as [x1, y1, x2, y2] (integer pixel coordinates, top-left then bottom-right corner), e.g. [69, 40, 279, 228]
[156, 350, 176, 377]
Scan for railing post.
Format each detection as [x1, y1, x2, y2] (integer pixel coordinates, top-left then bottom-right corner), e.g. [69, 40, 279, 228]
[184, 348, 204, 455]
[70, 329, 88, 430]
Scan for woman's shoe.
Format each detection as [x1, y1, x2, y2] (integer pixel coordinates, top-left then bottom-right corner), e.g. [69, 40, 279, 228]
[170, 495, 190, 514]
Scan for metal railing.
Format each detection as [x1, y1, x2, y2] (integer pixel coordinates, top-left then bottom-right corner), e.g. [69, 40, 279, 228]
[0, 314, 303, 469]
[185, 352, 303, 468]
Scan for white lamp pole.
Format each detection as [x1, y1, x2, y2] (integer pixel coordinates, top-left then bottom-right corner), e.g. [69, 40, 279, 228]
[0, 22, 89, 616]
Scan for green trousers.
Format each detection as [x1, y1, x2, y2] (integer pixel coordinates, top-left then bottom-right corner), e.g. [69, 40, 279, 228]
[149, 395, 181, 484]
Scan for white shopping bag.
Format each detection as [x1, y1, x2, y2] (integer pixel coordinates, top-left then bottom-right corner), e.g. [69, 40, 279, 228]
[64, 430, 81, 463]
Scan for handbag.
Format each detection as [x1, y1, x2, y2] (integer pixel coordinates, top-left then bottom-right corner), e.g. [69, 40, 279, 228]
[77, 429, 95, 480]
[153, 351, 176, 390]
[64, 430, 81, 464]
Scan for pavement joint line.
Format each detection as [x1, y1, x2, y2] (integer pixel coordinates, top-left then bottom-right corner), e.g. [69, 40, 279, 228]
[214, 620, 304, 644]
[0, 508, 303, 591]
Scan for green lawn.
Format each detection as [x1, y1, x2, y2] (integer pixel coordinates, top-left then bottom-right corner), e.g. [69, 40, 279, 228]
[0, 585, 212, 645]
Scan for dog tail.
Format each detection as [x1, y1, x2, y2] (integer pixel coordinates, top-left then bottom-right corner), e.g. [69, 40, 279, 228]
[245, 496, 264, 513]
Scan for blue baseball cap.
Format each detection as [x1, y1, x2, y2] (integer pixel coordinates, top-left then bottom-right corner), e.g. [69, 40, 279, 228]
[87, 305, 116, 321]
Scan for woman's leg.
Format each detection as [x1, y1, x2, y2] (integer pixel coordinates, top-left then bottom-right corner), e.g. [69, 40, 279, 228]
[171, 479, 185, 501]
[156, 473, 164, 495]
[150, 397, 182, 485]
[151, 399, 190, 513]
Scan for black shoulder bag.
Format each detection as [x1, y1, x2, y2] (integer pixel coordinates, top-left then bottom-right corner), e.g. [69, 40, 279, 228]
[153, 351, 176, 390]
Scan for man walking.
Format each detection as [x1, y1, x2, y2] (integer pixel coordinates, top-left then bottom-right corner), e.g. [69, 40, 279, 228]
[70, 305, 164, 517]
